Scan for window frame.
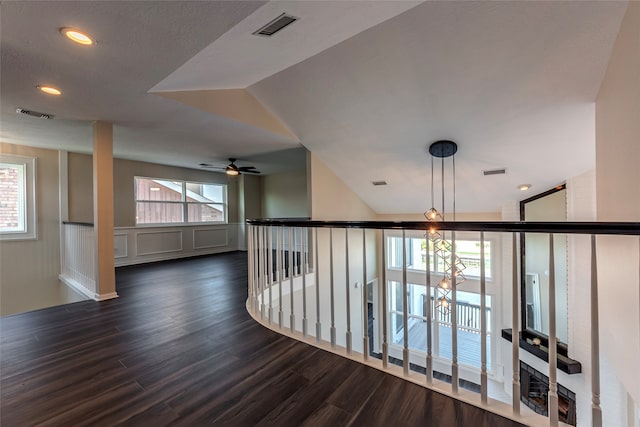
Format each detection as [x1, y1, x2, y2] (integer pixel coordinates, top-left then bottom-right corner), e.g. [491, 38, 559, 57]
[0, 154, 37, 241]
[134, 176, 227, 226]
[386, 231, 494, 281]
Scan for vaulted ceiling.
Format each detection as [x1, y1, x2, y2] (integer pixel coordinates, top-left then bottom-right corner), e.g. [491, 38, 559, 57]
[0, 1, 629, 213]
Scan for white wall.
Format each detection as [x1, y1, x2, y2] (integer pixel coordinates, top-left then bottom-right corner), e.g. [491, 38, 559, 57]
[499, 171, 630, 426]
[595, 1, 640, 408]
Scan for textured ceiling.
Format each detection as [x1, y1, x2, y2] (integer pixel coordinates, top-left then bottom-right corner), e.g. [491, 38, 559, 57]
[0, 1, 629, 212]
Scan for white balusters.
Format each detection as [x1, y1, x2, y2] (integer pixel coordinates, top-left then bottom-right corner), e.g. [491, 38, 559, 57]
[260, 226, 265, 319]
[480, 231, 488, 404]
[362, 229, 369, 361]
[289, 227, 295, 333]
[402, 229, 409, 376]
[345, 229, 352, 354]
[268, 226, 273, 324]
[330, 228, 336, 348]
[381, 229, 388, 368]
[591, 235, 602, 427]
[426, 229, 433, 386]
[60, 223, 97, 298]
[247, 224, 253, 310]
[315, 227, 322, 342]
[278, 227, 284, 328]
[548, 234, 559, 426]
[302, 228, 308, 337]
[451, 231, 458, 393]
[512, 232, 521, 415]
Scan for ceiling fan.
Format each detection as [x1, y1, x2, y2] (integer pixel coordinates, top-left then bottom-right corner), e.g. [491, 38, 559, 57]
[199, 158, 261, 176]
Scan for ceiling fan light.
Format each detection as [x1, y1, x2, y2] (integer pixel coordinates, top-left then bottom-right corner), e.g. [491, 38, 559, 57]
[61, 27, 93, 45]
[226, 169, 239, 176]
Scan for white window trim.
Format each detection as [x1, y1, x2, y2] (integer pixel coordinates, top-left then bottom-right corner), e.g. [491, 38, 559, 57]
[385, 230, 496, 281]
[134, 176, 228, 226]
[0, 154, 37, 241]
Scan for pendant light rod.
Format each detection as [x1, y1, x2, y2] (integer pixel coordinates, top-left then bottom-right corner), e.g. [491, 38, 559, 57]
[430, 156, 435, 208]
[441, 156, 445, 220]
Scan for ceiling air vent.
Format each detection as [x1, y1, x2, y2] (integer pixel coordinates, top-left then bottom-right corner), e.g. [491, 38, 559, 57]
[253, 13, 298, 37]
[16, 108, 53, 119]
[483, 168, 506, 176]
[372, 181, 387, 186]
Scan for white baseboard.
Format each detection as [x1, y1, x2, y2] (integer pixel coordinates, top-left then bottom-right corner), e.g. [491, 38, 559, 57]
[59, 274, 98, 301]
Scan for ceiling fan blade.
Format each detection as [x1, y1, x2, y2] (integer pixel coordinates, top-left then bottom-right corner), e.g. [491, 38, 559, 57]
[238, 166, 256, 171]
[242, 169, 261, 174]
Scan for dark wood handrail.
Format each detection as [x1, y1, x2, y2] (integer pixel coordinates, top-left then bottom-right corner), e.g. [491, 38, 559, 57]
[246, 219, 639, 236]
[62, 221, 94, 227]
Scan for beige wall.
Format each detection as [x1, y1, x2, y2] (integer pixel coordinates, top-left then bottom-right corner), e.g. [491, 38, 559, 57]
[0, 143, 62, 314]
[595, 2, 640, 405]
[376, 212, 501, 221]
[67, 154, 238, 227]
[309, 153, 376, 221]
[68, 152, 94, 223]
[242, 174, 262, 220]
[261, 169, 308, 219]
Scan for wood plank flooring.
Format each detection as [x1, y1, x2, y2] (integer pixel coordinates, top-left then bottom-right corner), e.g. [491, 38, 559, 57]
[1, 252, 524, 426]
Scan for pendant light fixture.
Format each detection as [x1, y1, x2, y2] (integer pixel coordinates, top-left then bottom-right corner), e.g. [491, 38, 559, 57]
[425, 140, 466, 316]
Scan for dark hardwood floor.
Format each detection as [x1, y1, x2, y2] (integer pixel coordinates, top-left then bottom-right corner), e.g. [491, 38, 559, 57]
[1, 252, 524, 426]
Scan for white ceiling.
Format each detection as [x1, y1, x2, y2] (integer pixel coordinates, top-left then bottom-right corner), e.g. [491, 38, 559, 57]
[0, 1, 629, 213]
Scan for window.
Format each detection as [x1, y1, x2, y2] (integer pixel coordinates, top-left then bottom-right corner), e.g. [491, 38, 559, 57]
[387, 235, 492, 279]
[387, 281, 492, 369]
[135, 177, 226, 225]
[0, 154, 36, 240]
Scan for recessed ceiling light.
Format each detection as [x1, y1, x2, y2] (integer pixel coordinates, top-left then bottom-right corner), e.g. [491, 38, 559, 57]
[37, 85, 62, 96]
[518, 184, 532, 191]
[61, 27, 93, 45]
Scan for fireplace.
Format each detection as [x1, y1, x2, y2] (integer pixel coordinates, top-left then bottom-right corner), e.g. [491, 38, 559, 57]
[520, 361, 576, 426]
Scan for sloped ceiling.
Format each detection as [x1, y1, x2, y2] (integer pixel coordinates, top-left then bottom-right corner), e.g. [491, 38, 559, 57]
[0, 1, 629, 212]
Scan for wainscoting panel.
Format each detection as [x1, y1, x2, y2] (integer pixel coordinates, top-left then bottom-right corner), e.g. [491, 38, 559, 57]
[136, 230, 183, 256]
[114, 234, 128, 259]
[193, 228, 228, 250]
[114, 224, 239, 267]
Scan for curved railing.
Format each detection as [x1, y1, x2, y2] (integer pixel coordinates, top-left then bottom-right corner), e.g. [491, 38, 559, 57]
[245, 219, 639, 427]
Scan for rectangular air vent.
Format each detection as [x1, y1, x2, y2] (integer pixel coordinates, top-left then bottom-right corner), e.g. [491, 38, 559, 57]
[253, 13, 298, 37]
[16, 108, 53, 119]
[483, 168, 507, 176]
[372, 181, 387, 186]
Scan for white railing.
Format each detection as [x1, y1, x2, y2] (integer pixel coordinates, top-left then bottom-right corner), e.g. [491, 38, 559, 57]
[246, 220, 639, 427]
[60, 222, 97, 299]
